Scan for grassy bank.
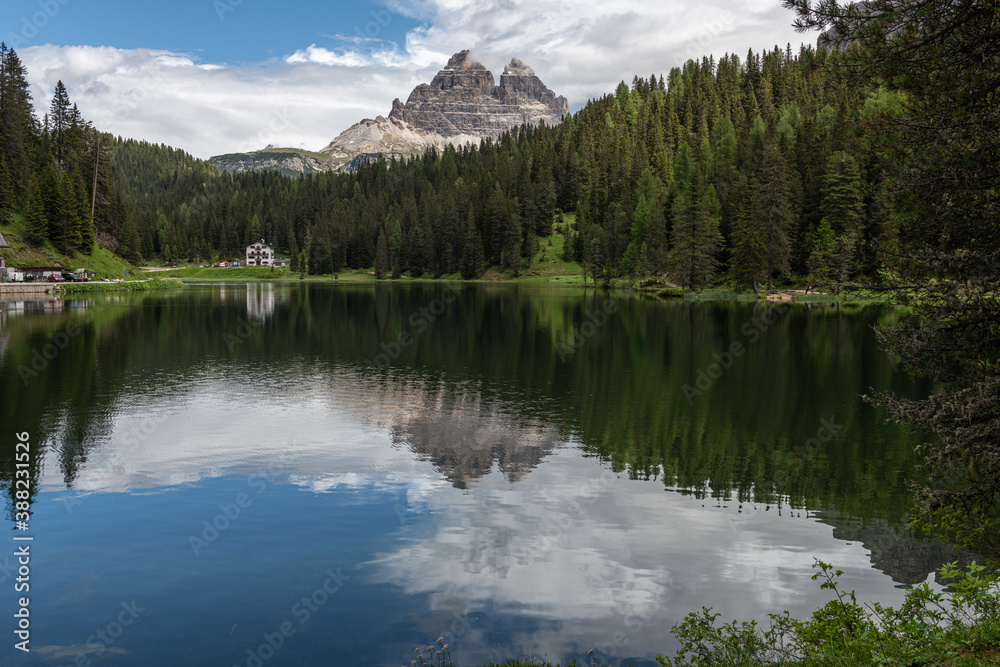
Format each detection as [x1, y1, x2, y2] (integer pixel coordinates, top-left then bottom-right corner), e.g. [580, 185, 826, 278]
[1, 213, 140, 280]
[61, 278, 184, 293]
[146, 222, 873, 303]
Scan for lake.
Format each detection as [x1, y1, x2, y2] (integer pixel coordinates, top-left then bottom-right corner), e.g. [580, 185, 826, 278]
[0, 283, 956, 666]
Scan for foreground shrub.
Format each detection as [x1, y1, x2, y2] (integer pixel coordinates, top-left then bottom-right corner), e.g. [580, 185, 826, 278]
[658, 559, 1000, 666]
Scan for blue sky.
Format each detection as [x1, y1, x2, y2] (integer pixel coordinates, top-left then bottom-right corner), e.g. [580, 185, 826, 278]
[5, 0, 814, 158]
[3, 0, 420, 63]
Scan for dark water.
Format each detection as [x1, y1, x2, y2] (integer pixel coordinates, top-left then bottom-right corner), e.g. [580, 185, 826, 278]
[0, 284, 953, 666]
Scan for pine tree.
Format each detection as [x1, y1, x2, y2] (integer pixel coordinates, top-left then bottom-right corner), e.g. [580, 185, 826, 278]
[806, 218, 836, 283]
[758, 145, 793, 289]
[0, 154, 12, 215]
[0, 46, 36, 200]
[118, 212, 142, 264]
[390, 218, 402, 278]
[786, 0, 1000, 557]
[49, 80, 71, 167]
[459, 210, 484, 279]
[249, 213, 261, 242]
[732, 179, 768, 291]
[71, 171, 95, 253]
[23, 179, 48, 245]
[374, 228, 390, 279]
[670, 157, 722, 289]
[820, 151, 864, 234]
[819, 151, 864, 279]
[38, 164, 67, 249]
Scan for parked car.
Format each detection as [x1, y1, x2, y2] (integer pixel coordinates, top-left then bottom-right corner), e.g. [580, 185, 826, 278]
[213, 261, 229, 267]
[62, 273, 87, 282]
[47, 274, 65, 282]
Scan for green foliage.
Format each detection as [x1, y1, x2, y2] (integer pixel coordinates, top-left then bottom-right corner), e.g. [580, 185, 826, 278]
[2, 31, 903, 294]
[374, 228, 390, 279]
[784, 0, 1000, 559]
[670, 164, 722, 290]
[807, 218, 836, 283]
[732, 145, 793, 290]
[660, 560, 1000, 666]
[459, 211, 485, 279]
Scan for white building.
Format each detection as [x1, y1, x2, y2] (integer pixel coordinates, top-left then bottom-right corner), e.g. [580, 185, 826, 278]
[245, 239, 275, 267]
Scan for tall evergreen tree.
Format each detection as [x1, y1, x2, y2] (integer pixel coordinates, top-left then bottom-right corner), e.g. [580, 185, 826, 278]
[819, 151, 864, 280]
[71, 170, 94, 253]
[23, 178, 48, 245]
[0, 154, 12, 215]
[806, 218, 836, 283]
[49, 80, 71, 167]
[786, 0, 1000, 558]
[374, 228, 390, 279]
[0, 46, 36, 201]
[670, 166, 722, 289]
[459, 210, 484, 279]
[757, 145, 794, 289]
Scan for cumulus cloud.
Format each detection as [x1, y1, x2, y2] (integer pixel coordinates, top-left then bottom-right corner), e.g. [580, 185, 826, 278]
[19, 0, 810, 159]
[20, 44, 433, 159]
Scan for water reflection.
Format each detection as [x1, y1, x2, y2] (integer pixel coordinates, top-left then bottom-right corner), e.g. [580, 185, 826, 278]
[246, 283, 278, 321]
[0, 284, 957, 666]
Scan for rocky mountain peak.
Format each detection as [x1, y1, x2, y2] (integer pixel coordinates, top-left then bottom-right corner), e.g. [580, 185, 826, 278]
[381, 50, 568, 140]
[503, 58, 535, 77]
[446, 49, 476, 69]
[211, 51, 570, 176]
[311, 50, 571, 172]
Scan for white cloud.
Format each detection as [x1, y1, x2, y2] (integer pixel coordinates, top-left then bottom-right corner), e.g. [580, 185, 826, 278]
[20, 44, 434, 159]
[19, 1, 811, 159]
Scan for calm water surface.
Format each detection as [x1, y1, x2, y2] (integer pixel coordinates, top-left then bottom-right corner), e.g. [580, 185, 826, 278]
[0, 284, 954, 666]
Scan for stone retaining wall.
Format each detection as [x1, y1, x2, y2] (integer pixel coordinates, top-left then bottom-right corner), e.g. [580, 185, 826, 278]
[0, 283, 60, 296]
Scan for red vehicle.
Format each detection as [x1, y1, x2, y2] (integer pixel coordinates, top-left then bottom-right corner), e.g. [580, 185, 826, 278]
[213, 261, 229, 268]
[47, 274, 65, 282]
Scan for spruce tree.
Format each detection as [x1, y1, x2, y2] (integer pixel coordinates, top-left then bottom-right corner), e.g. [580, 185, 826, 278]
[806, 218, 836, 283]
[72, 171, 95, 253]
[374, 228, 390, 279]
[49, 80, 71, 167]
[670, 162, 722, 289]
[757, 144, 793, 289]
[23, 179, 48, 246]
[39, 164, 69, 250]
[0, 46, 36, 200]
[819, 151, 864, 280]
[731, 178, 768, 291]
[459, 210, 484, 279]
[786, 0, 1000, 557]
[820, 151, 864, 234]
[118, 212, 141, 264]
[0, 154, 12, 215]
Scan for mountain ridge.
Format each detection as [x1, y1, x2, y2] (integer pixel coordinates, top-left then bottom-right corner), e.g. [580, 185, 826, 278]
[209, 50, 569, 175]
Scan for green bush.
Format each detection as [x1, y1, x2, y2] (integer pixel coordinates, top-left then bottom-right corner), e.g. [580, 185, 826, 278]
[658, 559, 1000, 666]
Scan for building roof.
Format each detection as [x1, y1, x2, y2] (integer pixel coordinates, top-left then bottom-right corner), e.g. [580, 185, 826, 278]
[0, 230, 8, 248]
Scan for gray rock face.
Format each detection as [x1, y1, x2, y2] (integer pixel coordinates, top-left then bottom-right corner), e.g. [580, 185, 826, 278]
[386, 50, 569, 139]
[210, 51, 569, 176]
[208, 149, 337, 176]
[319, 50, 569, 165]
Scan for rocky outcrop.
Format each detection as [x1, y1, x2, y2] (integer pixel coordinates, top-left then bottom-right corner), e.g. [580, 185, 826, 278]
[320, 50, 568, 164]
[211, 50, 569, 175]
[208, 149, 338, 176]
